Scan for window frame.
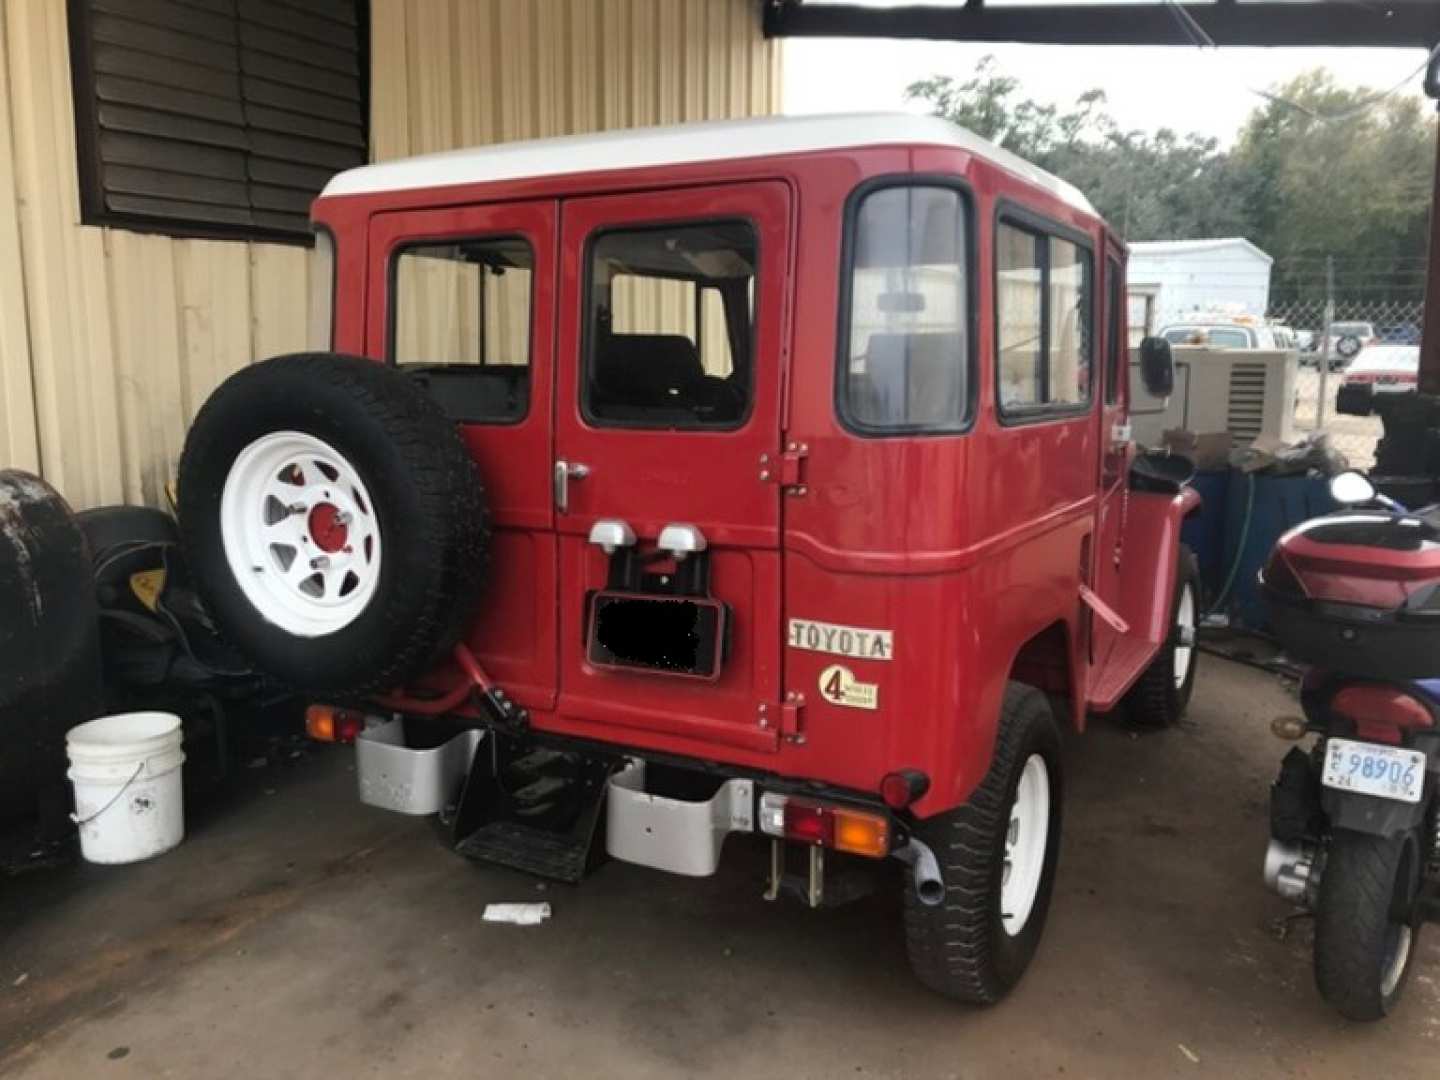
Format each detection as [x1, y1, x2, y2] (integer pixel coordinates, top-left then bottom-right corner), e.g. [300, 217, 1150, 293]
[385, 232, 538, 426]
[992, 201, 1097, 425]
[579, 216, 760, 433]
[1104, 253, 1123, 406]
[834, 175, 979, 438]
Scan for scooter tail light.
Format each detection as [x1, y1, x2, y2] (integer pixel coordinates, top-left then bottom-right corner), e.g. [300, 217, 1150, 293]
[1331, 686, 1434, 745]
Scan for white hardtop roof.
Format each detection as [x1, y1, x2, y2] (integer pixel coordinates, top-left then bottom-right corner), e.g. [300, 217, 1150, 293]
[1129, 237, 1274, 265]
[321, 112, 1095, 214]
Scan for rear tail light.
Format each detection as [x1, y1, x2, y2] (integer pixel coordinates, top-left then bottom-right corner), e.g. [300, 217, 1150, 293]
[758, 792, 890, 858]
[305, 704, 364, 744]
[1331, 686, 1434, 745]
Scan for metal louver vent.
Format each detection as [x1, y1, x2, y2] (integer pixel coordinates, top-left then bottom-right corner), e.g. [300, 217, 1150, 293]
[1226, 361, 1268, 444]
[68, 0, 368, 242]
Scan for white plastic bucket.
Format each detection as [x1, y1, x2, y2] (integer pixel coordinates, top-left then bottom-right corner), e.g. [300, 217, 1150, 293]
[66, 712, 185, 865]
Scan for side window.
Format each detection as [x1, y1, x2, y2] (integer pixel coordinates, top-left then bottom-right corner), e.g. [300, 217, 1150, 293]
[840, 185, 971, 432]
[392, 237, 534, 423]
[996, 219, 1093, 415]
[585, 221, 755, 428]
[1105, 257, 1122, 405]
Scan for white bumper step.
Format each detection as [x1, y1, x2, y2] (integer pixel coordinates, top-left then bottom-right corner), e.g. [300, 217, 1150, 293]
[605, 760, 754, 876]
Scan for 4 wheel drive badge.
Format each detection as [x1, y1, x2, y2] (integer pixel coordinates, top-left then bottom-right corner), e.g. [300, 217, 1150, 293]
[818, 664, 878, 710]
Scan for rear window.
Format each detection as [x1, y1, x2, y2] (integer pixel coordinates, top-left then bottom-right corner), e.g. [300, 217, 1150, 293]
[839, 184, 972, 433]
[584, 220, 755, 429]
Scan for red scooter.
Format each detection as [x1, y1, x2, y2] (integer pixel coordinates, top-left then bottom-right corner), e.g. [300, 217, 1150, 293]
[1261, 471, 1440, 1021]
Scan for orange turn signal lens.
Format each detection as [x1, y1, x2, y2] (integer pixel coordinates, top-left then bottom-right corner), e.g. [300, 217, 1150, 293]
[832, 807, 890, 858]
[305, 704, 337, 742]
[305, 705, 363, 744]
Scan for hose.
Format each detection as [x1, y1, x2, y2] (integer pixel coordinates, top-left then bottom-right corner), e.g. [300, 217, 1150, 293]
[1206, 469, 1255, 619]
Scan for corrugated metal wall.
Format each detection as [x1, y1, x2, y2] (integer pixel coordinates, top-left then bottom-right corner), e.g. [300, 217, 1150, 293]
[0, 0, 780, 510]
[0, 0, 313, 509]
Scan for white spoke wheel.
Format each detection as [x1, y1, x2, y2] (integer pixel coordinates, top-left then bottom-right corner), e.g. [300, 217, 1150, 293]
[1124, 544, 1200, 729]
[221, 431, 383, 637]
[1172, 582, 1196, 689]
[1001, 754, 1051, 937]
[177, 353, 489, 695]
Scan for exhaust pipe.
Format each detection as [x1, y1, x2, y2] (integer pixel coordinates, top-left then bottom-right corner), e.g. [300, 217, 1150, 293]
[894, 838, 945, 906]
[1264, 837, 1319, 907]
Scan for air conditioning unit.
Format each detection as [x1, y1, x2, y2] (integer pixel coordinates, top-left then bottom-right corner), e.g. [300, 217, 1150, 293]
[1130, 347, 1298, 449]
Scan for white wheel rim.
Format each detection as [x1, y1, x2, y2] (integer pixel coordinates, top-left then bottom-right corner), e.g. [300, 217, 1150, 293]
[219, 431, 382, 638]
[1173, 583, 1196, 689]
[1381, 924, 1413, 999]
[1001, 754, 1051, 937]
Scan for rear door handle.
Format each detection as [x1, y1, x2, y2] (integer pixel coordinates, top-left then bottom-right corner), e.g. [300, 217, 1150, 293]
[553, 460, 589, 514]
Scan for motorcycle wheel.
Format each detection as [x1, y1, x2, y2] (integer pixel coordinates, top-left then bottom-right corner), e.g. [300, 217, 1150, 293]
[1314, 828, 1424, 1021]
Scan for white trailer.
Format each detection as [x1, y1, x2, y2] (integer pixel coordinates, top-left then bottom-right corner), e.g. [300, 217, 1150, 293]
[1127, 238, 1274, 341]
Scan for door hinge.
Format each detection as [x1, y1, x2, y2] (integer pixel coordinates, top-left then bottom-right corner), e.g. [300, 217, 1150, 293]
[759, 442, 808, 494]
[781, 692, 805, 743]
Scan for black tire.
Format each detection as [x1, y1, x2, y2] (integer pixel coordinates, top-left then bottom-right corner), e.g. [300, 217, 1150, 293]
[1123, 544, 1200, 729]
[904, 683, 1064, 1004]
[76, 506, 179, 552]
[177, 353, 489, 696]
[1314, 828, 1424, 1021]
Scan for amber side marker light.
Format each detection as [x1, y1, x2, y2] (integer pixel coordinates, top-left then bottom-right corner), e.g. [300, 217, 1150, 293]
[305, 705, 363, 744]
[758, 792, 890, 858]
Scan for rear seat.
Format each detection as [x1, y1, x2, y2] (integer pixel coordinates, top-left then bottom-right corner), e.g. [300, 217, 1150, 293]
[593, 333, 741, 423]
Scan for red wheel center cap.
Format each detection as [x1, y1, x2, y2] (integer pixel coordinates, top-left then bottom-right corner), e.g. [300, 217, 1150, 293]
[308, 503, 349, 553]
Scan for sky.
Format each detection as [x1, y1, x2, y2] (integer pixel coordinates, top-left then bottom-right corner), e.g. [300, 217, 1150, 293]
[782, 39, 1432, 144]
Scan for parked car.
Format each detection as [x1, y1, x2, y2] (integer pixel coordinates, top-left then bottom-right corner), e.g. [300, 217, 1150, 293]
[1378, 322, 1421, 345]
[1342, 344, 1419, 392]
[1323, 321, 1378, 370]
[1159, 316, 1294, 351]
[175, 113, 1199, 1006]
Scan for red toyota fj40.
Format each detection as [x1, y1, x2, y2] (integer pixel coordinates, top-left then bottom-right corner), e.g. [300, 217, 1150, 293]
[178, 113, 1198, 1004]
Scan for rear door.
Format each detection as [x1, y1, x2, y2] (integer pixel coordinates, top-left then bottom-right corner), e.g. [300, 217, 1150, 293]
[367, 200, 559, 710]
[551, 182, 791, 754]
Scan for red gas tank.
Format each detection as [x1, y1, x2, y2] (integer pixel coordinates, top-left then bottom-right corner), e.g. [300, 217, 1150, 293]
[1261, 508, 1440, 679]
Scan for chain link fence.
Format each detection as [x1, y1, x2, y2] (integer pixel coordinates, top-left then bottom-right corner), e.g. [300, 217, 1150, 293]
[1265, 298, 1424, 471]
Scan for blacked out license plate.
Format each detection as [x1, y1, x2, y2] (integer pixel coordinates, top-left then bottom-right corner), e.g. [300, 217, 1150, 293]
[586, 591, 727, 680]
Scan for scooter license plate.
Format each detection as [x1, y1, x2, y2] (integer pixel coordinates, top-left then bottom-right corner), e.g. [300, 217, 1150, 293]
[1321, 738, 1426, 804]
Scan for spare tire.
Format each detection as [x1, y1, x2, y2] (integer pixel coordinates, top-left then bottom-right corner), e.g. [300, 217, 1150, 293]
[177, 353, 489, 695]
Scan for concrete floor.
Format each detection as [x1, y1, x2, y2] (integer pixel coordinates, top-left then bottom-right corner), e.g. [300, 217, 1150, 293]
[2, 653, 1438, 1079]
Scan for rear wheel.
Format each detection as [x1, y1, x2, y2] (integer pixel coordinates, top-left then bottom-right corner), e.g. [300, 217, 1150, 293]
[1124, 544, 1199, 729]
[903, 684, 1063, 1004]
[1314, 828, 1423, 1021]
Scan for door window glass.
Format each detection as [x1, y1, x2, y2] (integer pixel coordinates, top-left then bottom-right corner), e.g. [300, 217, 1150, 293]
[585, 221, 755, 428]
[840, 185, 971, 432]
[392, 237, 533, 422]
[996, 220, 1092, 415]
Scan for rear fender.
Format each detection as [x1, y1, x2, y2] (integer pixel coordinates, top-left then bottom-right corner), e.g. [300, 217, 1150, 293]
[1322, 789, 1429, 838]
[1117, 487, 1200, 646]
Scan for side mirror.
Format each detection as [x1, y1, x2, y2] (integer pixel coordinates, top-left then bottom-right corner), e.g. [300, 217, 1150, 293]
[1139, 336, 1175, 398]
[1330, 470, 1376, 506]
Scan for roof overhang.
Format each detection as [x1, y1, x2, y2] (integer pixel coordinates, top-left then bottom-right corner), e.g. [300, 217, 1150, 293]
[762, 1, 1440, 49]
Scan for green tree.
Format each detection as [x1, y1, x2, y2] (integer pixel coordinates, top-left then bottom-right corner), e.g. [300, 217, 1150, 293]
[906, 60, 1435, 304]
